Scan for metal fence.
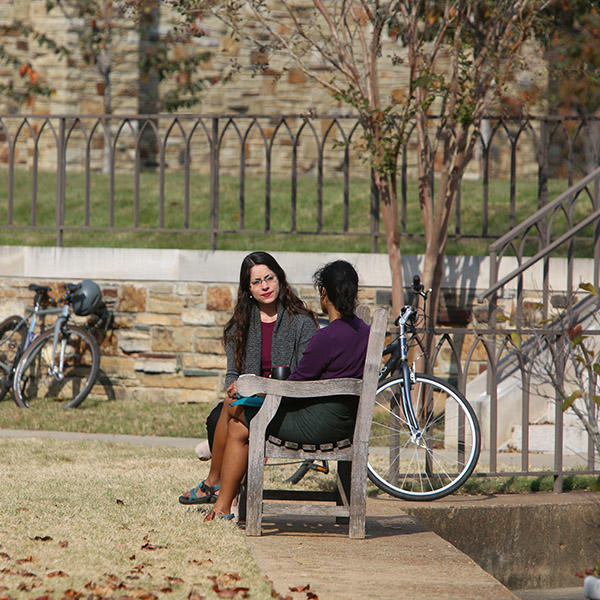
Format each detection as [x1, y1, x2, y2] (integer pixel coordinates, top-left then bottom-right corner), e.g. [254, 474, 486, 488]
[432, 165, 600, 489]
[1, 113, 599, 249]
[2, 112, 600, 487]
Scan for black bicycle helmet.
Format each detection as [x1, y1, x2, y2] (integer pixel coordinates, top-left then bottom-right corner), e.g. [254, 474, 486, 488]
[71, 279, 102, 316]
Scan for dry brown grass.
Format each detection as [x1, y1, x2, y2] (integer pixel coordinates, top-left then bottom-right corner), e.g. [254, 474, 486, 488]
[0, 438, 274, 599]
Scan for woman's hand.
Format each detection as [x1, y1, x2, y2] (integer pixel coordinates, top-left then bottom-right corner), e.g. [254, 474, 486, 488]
[226, 381, 237, 399]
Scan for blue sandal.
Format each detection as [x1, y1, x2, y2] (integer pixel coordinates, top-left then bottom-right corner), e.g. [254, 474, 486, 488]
[203, 509, 235, 521]
[178, 481, 220, 505]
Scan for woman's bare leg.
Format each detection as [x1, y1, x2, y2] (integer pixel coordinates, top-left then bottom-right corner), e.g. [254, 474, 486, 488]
[181, 396, 243, 499]
[205, 415, 249, 519]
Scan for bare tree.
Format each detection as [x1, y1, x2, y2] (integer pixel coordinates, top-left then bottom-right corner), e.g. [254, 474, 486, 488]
[166, 0, 551, 347]
[512, 283, 600, 455]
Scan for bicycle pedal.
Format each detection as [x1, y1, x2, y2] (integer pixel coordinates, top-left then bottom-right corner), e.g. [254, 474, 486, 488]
[312, 464, 329, 474]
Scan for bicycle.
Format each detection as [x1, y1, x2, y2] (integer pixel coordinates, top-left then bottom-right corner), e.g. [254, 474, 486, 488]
[0, 280, 110, 409]
[367, 275, 481, 500]
[285, 275, 481, 501]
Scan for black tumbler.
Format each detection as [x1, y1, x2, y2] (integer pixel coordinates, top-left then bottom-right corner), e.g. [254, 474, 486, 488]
[271, 366, 291, 380]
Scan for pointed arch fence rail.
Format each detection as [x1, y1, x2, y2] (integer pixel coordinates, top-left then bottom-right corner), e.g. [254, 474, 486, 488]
[2, 113, 600, 488]
[0, 113, 599, 249]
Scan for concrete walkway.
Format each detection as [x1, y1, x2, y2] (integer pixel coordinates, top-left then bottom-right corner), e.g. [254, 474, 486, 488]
[248, 496, 519, 599]
[0, 430, 584, 599]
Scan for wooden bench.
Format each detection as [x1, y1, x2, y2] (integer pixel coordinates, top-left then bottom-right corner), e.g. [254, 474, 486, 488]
[236, 307, 387, 539]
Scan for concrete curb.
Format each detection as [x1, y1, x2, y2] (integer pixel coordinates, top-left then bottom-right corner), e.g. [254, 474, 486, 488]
[0, 428, 199, 449]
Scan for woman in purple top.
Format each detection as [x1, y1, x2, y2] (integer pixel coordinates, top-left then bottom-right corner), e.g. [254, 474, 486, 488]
[204, 260, 370, 521]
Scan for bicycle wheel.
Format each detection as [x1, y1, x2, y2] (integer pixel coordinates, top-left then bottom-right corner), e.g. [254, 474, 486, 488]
[368, 374, 480, 501]
[0, 315, 27, 401]
[13, 325, 100, 409]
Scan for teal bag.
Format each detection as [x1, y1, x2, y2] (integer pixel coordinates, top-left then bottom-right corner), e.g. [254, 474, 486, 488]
[230, 394, 264, 407]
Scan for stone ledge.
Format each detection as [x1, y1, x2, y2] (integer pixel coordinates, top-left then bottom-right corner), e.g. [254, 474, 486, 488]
[404, 492, 598, 589]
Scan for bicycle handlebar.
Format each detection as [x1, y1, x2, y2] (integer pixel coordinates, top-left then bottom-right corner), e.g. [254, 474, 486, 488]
[392, 274, 431, 327]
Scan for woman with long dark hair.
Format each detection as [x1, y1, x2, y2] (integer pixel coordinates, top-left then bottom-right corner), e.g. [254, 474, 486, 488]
[203, 259, 370, 521]
[179, 251, 317, 505]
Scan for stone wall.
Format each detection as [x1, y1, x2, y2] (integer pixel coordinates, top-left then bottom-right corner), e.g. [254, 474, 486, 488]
[2, 277, 230, 405]
[0, 247, 389, 406]
[0, 2, 547, 178]
[1, 247, 594, 406]
[0, 276, 376, 406]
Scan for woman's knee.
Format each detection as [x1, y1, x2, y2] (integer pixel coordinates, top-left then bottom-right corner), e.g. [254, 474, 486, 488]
[227, 418, 249, 443]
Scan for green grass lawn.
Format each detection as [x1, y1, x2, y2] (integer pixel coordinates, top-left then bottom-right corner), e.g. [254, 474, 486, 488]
[1, 169, 591, 256]
[0, 397, 213, 438]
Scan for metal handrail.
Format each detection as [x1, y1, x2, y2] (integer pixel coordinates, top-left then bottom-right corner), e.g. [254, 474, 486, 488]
[479, 206, 600, 301]
[479, 166, 600, 302]
[488, 165, 600, 252]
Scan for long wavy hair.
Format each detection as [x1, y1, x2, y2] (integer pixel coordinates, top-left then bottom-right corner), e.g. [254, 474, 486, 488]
[223, 251, 316, 372]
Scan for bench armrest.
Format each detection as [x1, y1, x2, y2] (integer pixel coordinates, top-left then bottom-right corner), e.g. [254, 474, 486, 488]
[237, 374, 363, 398]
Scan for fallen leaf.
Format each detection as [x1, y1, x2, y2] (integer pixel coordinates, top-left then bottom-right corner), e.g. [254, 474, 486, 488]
[160, 587, 173, 593]
[188, 558, 212, 565]
[58, 541, 68, 548]
[118, 583, 134, 591]
[187, 591, 205, 600]
[16, 556, 34, 564]
[32, 536, 53, 542]
[166, 576, 184, 584]
[18, 569, 38, 577]
[289, 585, 310, 592]
[88, 585, 116, 596]
[62, 589, 83, 598]
[306, 593, 318, 600]
[116, 499, 125, 505]
[141, 542, 167, 551]
[0, 553, 10, 560]
[210, 583, 250, 599]
[47, 571, 68, 578]
[32, 596, 53, 600]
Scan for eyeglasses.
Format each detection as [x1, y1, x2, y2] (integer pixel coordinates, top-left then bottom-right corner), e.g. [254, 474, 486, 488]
[250, 274, 277, 287]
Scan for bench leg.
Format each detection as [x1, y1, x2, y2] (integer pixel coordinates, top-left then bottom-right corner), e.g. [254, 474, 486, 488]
[246, 438, 265, 536]
[335, 460, 351, 525]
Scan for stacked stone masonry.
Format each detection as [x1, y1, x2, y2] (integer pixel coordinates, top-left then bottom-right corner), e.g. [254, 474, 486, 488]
[0, 275, 499, 405]
[0, 1, 546, 178]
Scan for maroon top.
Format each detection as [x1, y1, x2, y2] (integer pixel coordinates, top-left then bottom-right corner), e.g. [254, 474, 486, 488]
[260, 320, 276, 378]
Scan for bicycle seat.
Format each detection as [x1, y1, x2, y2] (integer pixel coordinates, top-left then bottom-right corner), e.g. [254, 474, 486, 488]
[28, 284, 50, 294]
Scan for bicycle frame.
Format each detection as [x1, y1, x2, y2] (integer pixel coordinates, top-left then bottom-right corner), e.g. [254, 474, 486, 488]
[25, 303, 63, 349]
[395, 306, 422, 440]
[18, 298, 70, 382]
[46, 305, 71, 381]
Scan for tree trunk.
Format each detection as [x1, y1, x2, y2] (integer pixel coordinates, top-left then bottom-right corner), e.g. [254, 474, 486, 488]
[374, 170, 404, 318]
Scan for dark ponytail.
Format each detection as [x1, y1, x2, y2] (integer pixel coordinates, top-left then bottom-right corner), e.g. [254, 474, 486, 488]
[313, 260, 358, 319]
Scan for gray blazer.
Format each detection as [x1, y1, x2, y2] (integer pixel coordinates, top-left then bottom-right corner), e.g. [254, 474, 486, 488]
[225, 303, 317, 388]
